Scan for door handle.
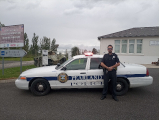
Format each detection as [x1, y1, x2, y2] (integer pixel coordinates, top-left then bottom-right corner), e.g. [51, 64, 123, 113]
[80, 72, 86, 74]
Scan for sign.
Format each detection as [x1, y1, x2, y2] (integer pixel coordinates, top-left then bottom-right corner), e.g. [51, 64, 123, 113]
[42, 50, 48, 65]
[0, 24, 24, 48]
[0, 49, 27, 57]
[150, 41, 159, 46]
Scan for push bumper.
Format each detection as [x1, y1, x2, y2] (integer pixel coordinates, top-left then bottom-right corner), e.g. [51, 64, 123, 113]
[15, 79, 29, 90]
[129, 76, 153, 88]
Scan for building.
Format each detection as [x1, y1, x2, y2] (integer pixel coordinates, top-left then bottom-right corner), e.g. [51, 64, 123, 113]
[98, 27, 159, 64]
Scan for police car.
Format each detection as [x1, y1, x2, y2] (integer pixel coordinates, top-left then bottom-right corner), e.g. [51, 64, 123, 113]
[15, 53, 153, 96]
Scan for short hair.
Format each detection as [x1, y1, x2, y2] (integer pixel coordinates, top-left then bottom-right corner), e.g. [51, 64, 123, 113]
[107, 45, 113, 49]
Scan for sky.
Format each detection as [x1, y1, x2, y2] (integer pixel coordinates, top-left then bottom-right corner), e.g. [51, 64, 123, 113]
[0, 0, 159, 52]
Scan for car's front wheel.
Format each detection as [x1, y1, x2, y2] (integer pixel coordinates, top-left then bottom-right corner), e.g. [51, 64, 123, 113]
[30, 78, 50, 96]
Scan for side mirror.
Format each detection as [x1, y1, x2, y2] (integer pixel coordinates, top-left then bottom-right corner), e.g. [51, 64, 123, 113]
[55, 63, 61, 69]
[62, 66, 67, 71]
[57, 63, 61, 67]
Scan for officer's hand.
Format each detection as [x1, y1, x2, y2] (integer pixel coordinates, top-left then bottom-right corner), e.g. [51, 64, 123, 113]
[108, 67, 113, 71]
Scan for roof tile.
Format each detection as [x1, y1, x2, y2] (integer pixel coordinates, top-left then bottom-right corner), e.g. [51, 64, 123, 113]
[98, 27, 159, 39]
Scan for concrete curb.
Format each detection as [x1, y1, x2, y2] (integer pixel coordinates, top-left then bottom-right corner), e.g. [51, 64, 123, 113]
[0, 79, 15, 83]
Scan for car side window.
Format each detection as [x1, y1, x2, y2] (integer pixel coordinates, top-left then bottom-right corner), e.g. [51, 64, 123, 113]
[90, 58, 102, 69]
[65, 58, 87, 70]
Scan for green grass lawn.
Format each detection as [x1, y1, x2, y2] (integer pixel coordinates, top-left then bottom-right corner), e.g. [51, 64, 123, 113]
[0, 57, 34, 61]
[0, 65, 36, 80]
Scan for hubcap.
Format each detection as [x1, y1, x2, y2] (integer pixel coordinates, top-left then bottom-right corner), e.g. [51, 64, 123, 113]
[38, 84, 44, 91]
[116, 83, 122, 90]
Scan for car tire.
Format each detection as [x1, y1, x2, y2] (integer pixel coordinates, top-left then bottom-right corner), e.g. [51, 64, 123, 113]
[109, 78, 129, 96]
[30, 78, 50, 96]
[116, 78, 129, 96]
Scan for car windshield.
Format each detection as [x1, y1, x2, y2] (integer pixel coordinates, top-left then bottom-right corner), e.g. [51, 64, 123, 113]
[56, 58, 73, 70]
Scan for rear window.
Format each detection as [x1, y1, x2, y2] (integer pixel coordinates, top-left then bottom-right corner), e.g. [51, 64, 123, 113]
[90, 58, 102, 69]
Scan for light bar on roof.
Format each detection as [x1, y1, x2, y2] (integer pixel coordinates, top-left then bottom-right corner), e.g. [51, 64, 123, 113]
[84, 52, 93, 56]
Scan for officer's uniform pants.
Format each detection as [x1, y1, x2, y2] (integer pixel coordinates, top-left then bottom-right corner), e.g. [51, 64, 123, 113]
[102, 69, 117, 97]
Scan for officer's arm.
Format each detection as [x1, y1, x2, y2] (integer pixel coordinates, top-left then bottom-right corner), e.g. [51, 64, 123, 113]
[101, 62, 109, 69]
[111, 62, 120, 69]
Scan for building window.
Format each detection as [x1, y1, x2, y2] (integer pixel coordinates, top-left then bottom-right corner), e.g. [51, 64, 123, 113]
[114, 39, 143, 54]
[115, 40, 120, 53]
[137, 39, 142, 53]
[129, 40, 135, 53]
[122, 40, 127, 53]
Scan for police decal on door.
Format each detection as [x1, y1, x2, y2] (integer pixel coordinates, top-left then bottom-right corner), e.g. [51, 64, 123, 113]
[58, 73, 69, 83]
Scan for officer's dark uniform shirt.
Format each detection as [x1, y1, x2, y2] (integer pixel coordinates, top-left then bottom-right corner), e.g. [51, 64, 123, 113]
[101, 53, 120, 67]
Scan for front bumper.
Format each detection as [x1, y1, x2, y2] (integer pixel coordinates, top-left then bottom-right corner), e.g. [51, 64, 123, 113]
[15, 79, 29, 90]
[129, 76, 153, 88]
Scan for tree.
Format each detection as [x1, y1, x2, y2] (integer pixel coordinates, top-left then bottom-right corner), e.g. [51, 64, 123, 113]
[92, 48, 97, 54]
[0, 22, 5, 27]
[51, 38, 58, 52]
[65, 49, 68, 59]
[40, 36, 50, 51]
[59, 52, 62, 56]
[29, 44, 33, 55]
[23, 33, 29, 52]
[84, 49, 87, 54]
[31, 33, 39, 56]
[71, 46, 80, 57]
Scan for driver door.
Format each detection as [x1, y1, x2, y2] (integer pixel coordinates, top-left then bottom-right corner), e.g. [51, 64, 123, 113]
[87, 57, 104, 88]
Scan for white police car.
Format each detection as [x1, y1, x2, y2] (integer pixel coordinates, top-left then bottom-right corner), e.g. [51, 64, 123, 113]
[15, 53, 153, 96]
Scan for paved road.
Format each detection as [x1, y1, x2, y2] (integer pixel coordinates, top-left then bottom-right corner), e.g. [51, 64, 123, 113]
[0, 61, 34, 69]
[0, 68, 159, 120]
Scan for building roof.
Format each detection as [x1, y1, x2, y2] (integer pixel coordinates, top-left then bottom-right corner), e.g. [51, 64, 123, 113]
[98, 26, 159, 40]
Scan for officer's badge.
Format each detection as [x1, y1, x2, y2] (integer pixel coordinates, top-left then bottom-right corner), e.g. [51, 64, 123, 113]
[112, 56, 115, 59]
[58, 73, 69, 83]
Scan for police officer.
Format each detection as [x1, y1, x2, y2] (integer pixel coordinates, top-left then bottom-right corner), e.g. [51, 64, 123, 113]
[100, 45, 120, 101]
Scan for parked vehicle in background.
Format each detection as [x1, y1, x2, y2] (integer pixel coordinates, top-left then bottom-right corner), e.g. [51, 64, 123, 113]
[34, 50, 66, 67]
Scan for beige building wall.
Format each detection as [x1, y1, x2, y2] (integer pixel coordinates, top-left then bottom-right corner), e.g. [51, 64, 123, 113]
[100, 39, 115, 54]
[142, 37, 159, 56]
[99, 37, 159, 64]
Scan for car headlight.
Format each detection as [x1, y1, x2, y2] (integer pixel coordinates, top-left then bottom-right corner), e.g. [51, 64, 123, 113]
[18, 76, 26, 80]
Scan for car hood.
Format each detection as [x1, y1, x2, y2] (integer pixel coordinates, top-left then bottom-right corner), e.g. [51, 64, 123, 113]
[20, 65, 57, 77]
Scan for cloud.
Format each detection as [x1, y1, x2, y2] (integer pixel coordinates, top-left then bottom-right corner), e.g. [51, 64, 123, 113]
[73, 0, 95, 9]
[7, 4, 17, 10]
[64, 8, 82, 15]
[0, 0, 158, 53]
[72, 0, 126, 10]
[25, 0, 41, 9]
